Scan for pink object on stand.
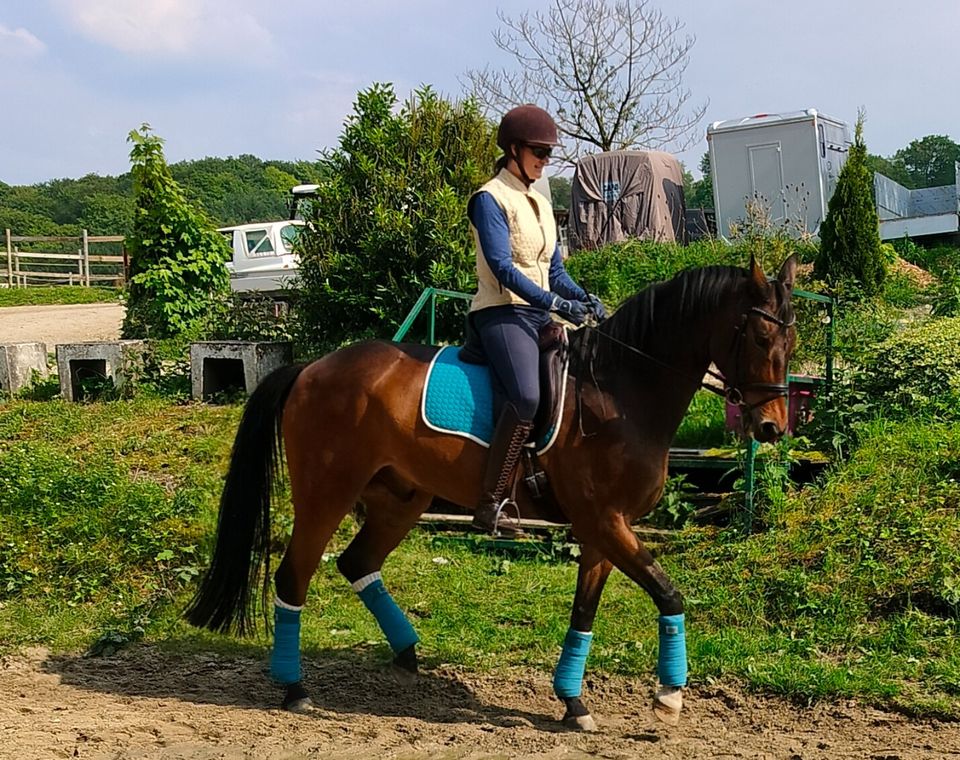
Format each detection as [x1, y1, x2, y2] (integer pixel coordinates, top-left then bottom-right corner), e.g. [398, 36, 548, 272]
[724, 375, 820, 436]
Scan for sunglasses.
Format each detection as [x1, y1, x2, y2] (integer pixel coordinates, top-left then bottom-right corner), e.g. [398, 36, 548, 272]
[525, 144, 553, 160]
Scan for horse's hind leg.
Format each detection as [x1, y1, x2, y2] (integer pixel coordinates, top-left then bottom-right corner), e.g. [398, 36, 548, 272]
[336, 478, 432, 684]
[554, 545, 612, 732]
[271, 460, 373, 712]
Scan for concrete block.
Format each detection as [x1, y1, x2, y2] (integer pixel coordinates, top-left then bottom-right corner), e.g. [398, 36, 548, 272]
[190, 341, 293, 401]
[55, 340, 146, 401]
[1, 342, 48, 396]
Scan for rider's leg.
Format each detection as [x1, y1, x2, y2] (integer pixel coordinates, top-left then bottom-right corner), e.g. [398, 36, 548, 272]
[470, 308, 543, 537]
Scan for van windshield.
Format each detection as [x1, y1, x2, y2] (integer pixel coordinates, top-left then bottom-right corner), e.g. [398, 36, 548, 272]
[280, 224, 301, 253]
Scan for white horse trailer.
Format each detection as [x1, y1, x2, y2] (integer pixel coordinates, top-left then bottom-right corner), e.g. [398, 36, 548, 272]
[708, 109, 850, 238]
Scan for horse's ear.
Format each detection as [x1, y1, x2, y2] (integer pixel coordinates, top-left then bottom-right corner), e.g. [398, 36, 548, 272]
[777, 253, 798, 293]
[748, 254, 767, 296]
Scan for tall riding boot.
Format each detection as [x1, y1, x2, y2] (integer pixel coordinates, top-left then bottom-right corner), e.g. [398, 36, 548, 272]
[472, 402, 535, 537]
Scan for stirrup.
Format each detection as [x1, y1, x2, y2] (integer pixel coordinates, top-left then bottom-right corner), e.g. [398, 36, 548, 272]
[490, 497, 524, 538]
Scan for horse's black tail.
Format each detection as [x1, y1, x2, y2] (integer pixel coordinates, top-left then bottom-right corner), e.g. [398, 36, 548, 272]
[184, 363, 306, 636]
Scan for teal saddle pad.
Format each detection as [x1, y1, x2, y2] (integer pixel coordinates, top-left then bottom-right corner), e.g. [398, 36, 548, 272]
[421, 346, 558, 453]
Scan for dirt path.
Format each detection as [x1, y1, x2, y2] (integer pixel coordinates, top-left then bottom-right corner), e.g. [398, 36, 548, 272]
[1, 647, 958, 760]
[0, 303, 124, 347]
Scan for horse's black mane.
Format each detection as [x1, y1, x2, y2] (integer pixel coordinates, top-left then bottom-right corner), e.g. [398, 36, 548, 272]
[571, 265, 752, 375]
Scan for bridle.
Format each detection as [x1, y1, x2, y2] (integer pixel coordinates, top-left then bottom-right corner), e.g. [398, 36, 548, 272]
[583, 303, 796, 415]
[715, 306, 797, 413]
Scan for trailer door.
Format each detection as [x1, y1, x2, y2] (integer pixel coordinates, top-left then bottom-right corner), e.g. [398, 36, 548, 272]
[748, 142, 785, 222]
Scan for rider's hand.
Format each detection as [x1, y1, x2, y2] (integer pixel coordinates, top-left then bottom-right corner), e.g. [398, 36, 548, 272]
[586, 294, 608, 322]
[550, 295, 590, 325]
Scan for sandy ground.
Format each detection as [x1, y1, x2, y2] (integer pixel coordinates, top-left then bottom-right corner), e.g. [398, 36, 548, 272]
[0, 303, 124, 347]
[1, 646, 958, 760]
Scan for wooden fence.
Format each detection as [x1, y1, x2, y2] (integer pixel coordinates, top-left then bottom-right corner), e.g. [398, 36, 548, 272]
[2, 230, 127, 287]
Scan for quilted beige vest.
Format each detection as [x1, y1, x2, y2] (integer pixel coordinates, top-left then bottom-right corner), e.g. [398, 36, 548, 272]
[470, 169, 557, 312]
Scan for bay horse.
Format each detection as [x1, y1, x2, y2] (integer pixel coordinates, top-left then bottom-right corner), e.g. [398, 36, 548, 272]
[186, 254, 797, 731]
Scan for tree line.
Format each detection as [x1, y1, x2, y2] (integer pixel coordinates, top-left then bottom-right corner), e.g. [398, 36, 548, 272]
[0, 154, 326, 238]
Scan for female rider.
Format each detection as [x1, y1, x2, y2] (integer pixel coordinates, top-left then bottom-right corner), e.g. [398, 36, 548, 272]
[468, 104, 605, 537]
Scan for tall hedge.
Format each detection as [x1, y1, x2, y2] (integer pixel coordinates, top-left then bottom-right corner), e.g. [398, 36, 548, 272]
[815, 114, 885, 296]
[295, 84, 498, 352]
[122, 126, 229, 339]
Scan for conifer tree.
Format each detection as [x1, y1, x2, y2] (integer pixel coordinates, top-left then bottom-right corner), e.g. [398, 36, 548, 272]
[815, 113, 885, 295]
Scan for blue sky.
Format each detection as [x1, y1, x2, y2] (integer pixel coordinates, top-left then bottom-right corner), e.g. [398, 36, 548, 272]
[1, 0, 957, 186]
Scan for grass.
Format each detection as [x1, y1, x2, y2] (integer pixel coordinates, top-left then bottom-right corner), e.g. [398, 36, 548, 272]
[1, 395, 958, 719]
[0, 285, 122, 307]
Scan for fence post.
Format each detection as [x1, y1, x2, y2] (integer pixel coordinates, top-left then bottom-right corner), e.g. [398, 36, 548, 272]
[82, 230, 90, 286]
[4, 229, 10, 288]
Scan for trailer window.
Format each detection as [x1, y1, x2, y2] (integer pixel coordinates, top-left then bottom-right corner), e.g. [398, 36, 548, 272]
[818, 124, 826, 159]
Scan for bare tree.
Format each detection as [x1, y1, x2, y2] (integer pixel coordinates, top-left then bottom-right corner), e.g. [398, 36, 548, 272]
[464, 0, 708, 165]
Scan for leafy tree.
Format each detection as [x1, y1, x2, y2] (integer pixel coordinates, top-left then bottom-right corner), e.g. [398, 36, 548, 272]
[122, 125, 230, 339]
[815, 114, 885, 296]
[464, 0, 707, 166]
[866, 152, 911, 188]
[78, 193, 134, 235]
[684, 151, 713, 209]
[891, 134, 960, 189]
[296, 84, 498, 351]
[548, 175, 572, 210]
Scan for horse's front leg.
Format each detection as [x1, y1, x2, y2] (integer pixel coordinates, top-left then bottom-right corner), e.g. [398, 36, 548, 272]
[554, 545, 612, 732]
[589, 514, 687, 725]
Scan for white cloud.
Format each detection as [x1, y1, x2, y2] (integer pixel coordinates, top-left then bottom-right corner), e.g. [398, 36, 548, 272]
[0, 23, 47, 58]
[53, 0, 275, 61]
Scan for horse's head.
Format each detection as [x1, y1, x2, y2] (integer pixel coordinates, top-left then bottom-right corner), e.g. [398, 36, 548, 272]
[712, 254, 798, 443]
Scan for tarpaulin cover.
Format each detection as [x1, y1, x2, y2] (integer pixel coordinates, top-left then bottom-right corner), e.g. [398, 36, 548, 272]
[568, 150, 686, 250]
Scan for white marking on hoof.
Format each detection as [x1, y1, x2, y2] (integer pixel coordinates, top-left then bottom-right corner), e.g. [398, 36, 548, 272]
[285, 697, 315, 714]
[390, 664, 418, 687]
[562, 713, 597, 732]
[653, 685, 683, 726]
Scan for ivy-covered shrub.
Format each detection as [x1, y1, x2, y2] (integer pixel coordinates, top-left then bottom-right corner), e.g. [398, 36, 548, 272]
[122, 125, 230, 339]
[855, 316, 960, 421]
[295, 84, 497, 352]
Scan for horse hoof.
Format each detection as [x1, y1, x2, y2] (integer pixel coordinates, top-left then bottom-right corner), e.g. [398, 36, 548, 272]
[282, 682, 315, 714]
[653, 686, 683, 726]
[562, 713, 597, 732]
[390, 663, 418, 687]
[284, 697, 316, 714]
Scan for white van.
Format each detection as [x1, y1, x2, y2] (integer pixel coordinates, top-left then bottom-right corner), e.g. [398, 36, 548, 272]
[219, 220, 303, 296]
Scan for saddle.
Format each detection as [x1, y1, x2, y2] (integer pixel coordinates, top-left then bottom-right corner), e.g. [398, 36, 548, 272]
[458, 318, 568, 446]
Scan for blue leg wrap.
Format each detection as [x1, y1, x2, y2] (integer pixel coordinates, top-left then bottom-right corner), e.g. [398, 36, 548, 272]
[270, 602, 302, 684]
[356, 575, 419, 654]
[553, 628, 593, 699]
[657, 613, 687, 687]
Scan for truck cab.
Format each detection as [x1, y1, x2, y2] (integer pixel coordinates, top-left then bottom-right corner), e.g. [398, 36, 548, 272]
[219, 220, 304, 296]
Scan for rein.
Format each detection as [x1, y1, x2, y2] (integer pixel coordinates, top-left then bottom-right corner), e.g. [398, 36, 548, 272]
[582, 305, 796, 415]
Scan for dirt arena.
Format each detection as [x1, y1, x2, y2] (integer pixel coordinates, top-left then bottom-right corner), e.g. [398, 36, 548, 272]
[2, 646, 958, 759]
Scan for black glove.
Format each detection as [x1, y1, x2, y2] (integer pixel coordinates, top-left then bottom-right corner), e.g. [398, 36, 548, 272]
[550, 294, 589, 325]
[586, 293, 608, 322]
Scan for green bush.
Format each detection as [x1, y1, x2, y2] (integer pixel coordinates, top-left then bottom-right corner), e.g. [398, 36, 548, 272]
[295, 84, 497, 352]
[565, 239, 744, 308]
[855, 316, 960, 421]
[122, 125, 230, 339]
